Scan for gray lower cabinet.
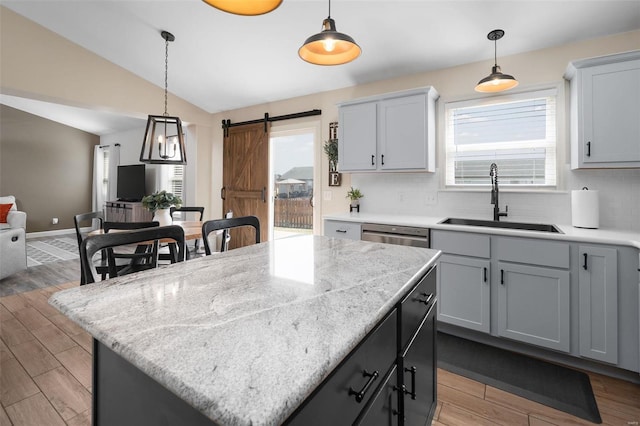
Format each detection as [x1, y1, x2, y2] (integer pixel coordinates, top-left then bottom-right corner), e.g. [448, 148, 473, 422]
[437, 254, 490, 333]
[578, 245, 618, 364]
[497, 262, 570, 352]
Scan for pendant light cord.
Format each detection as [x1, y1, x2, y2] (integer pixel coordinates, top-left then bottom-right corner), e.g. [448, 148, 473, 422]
[164, 36, 169, 117]
[328, 0, 331, 18]
[494, 38, 497, 67]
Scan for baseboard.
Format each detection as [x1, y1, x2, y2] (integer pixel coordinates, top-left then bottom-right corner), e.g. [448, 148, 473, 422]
[26, 227, 83, 239]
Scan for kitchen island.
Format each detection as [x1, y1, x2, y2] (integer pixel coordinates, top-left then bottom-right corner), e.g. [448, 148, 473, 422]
[49, 235, 440, 425]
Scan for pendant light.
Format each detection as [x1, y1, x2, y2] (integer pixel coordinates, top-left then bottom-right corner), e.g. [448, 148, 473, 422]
[298, 0, 361, 66]
[140, 31, 187, 165]
[201, 0, 282, 16]
[475, 29, 519, 93]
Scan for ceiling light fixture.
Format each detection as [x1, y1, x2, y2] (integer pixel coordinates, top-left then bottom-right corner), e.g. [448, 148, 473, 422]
[298, 0, 361, 66]
[201, 0, 282, 16]
[475, 29, 519, 93]
[140, 30, 187, 165]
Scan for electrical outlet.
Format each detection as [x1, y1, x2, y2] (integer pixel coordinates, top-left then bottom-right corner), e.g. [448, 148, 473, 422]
[323, 191, 332, 201]
[424, 192, 438, 205]
[52, 217, 59, 225]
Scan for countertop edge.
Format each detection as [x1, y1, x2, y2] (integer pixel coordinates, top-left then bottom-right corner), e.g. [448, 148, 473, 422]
[323, 213, 640, 250]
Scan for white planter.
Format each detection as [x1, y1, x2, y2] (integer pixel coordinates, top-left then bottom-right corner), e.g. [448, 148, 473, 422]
[152, 208, 172, 226]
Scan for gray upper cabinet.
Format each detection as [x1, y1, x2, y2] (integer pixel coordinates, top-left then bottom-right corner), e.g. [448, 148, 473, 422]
[337, 87, 438, 172]
[565, 51, 640, 169]
[578, 245, 618, 364]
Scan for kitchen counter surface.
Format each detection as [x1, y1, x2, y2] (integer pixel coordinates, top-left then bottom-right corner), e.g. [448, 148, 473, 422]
[49, 235, 440, 426]
[324, 212, 640, 250]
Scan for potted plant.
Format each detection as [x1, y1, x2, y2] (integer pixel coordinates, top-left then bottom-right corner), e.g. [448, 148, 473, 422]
[142, 190, 182, 226]
[346, 187, 364, 209]
[323, 138, 338, 172]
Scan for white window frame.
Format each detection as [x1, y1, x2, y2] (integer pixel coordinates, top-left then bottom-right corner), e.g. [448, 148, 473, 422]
[444, 88, 558, 188]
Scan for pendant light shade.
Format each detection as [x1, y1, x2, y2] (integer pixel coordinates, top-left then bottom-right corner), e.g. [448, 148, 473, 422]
[201, 0, 282, 16]
[475, 29, 518, 93]
[140, 31, 187, 165]
[298, 0, 361, 66]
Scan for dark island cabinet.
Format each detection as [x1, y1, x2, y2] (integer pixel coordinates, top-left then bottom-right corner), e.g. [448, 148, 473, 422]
[287, 266, 437, 426]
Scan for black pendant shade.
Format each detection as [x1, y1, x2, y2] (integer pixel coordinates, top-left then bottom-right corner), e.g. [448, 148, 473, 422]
[475, 29, 519, 93]
[298, 0, 360, 66]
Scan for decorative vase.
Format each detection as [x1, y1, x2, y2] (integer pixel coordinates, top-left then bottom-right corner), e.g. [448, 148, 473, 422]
[153, 208, 172, 226]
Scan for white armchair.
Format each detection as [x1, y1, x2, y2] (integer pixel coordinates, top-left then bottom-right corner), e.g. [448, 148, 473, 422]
[0, 195, 27, 280]
[0, 195, 26, 230]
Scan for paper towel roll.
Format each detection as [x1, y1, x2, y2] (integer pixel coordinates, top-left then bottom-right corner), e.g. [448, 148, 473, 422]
[571, 188, 599, 229]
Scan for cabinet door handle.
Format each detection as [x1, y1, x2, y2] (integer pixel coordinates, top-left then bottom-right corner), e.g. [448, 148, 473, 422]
[371, 155, 375, 166]
[381, 154, 385, 166]
[483, 267, 487, 283]
[404, 366, 417, 400]
[261, 187, 266, 203]
[500, 269, 504, 285]
[348, 370, 379, 403]
[583, 253, 588, 270]
[416, 292, 433, 306]
[586, 141, 591, 157]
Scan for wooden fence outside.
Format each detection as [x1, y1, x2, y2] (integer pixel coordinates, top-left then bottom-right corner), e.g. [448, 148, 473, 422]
[274, 198, 312, 229]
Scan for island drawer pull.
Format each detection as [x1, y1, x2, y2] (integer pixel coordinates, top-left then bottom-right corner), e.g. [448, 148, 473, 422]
[371, 155, 375, 166]
[415, 292, 433, 306]
[348, 369, 379, 403]
[404, 366, 417, 400]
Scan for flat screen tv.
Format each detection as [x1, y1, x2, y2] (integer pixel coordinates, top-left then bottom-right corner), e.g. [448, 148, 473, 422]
[117, 164, 146, 202]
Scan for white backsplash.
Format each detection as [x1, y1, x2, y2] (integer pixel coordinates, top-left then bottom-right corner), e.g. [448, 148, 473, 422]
[350, 166, 640, 232]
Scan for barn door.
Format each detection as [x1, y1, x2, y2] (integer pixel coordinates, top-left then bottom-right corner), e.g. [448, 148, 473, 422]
[222, 122, 269, 249]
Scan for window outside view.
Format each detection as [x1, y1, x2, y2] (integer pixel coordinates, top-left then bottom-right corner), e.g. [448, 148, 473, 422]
[271, 131, 314, 239]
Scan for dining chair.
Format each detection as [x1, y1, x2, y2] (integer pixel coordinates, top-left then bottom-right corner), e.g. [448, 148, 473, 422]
[74, 211, 128, 284]
[103, 221, 161, 276]
[201, 216, 261, 255]
[170, 206, 205, 253]
[80, 225, 186, 285]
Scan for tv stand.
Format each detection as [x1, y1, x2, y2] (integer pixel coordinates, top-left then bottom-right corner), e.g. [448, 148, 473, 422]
[105, 201, 153, 223]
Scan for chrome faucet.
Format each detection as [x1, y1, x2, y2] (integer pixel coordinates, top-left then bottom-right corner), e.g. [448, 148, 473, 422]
[490, 163, 508, 221]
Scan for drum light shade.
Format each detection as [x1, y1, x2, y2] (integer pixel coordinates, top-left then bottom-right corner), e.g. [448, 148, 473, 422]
[475, 29, 518, 93]
[201, 0, 282, 16]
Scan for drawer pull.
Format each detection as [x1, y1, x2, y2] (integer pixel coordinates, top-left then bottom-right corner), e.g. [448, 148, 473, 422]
[348, 369, 379, 403]
[335, 229, 347, 233]
[381, 154, 385, 166]
[404, 366, 417, 400]
[583, 253, 588, 270]
[586, 141, 591, 157]
[415, 293, 433, 306]
[371, 155, 375, 166]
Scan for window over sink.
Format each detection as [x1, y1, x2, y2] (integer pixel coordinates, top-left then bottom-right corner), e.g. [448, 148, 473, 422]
[444, 88, 557, 187]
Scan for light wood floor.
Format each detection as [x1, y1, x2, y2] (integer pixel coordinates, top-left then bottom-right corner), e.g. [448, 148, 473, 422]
[1, 284, 639, 425]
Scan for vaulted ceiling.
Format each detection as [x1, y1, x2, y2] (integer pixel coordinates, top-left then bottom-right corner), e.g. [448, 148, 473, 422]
[2, 0, 639, 134]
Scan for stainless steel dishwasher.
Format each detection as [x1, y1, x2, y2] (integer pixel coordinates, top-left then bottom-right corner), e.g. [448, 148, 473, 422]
[360, 223, 430, 248]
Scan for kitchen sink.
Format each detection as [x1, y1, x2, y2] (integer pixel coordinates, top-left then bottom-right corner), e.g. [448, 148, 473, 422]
[440, 218, 563, 233]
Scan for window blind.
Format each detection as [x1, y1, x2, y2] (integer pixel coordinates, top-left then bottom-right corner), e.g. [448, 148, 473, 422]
[445, 89, 557, 187]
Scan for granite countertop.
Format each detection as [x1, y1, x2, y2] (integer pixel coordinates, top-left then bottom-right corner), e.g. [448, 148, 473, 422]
[324, 212, 640, 250]
[49, 235, 440, 426]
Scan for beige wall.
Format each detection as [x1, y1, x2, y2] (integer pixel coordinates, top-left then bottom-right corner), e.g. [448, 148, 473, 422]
[0, 105, 98, 232]
[211, 30, 640, 230]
